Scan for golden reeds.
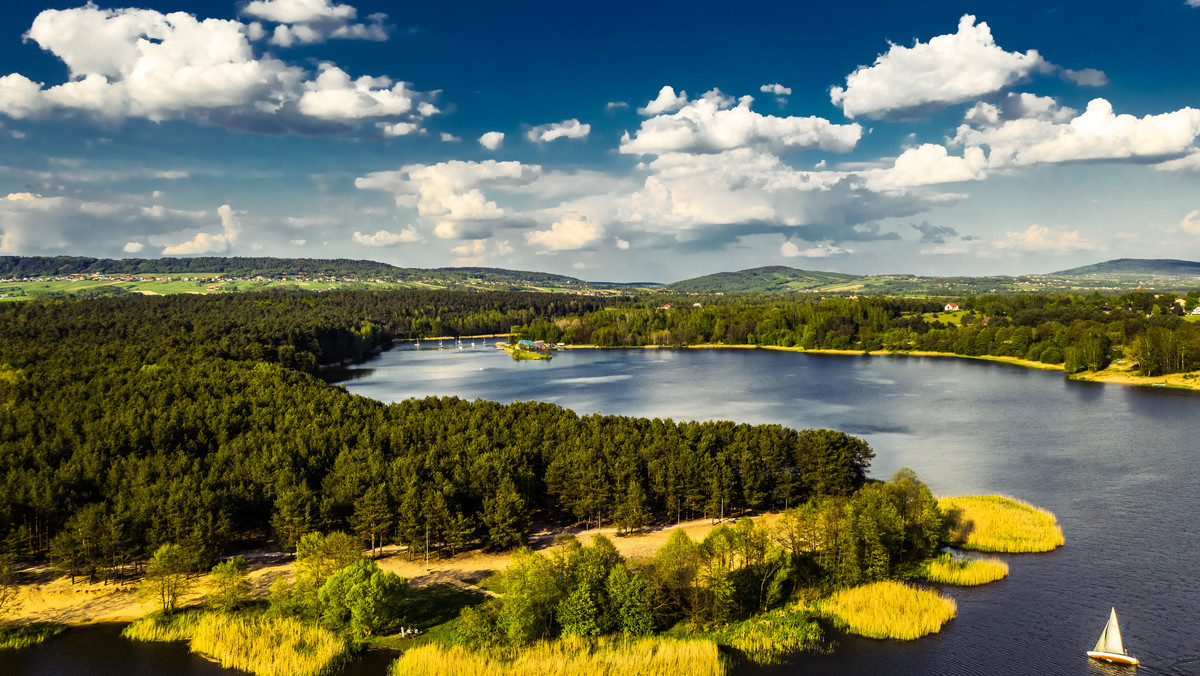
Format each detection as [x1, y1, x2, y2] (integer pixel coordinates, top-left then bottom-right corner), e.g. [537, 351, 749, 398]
[939, 495, 1064, 553]
[818, 580, 956, 640]
[389, 636, 725, 676]
[124, 611, 350, 676]
[923, 554, 1008, 586]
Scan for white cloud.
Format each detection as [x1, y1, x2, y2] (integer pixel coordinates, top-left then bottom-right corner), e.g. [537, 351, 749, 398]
[963, 93, 1075, 127]
[526, 217, 603, 250]
[1179, 210, 1200, 235]
[479, 131, 504, 150]
[782, 241, 851, 257]
[352, 226, 423, 245]
[380, 121, 418, 136]
[299, 64, 416, 120]
[290, 238, 307, 245]
[760, 83, 791, 96]
[606, 101, 629, 111]
[1061, 68, 1109, 87]
[495, 240, 513, 256]
[123, 241, 143, 253]
[993, 224, 1101, 253]
[638, 86, 688, 116]
[440, 132, 461, 142]
[1189, 0, 1200, 7]
[831, 15, 1046, 119]
[615, 237, 630, 250]
[526, 119, 590, 143]
[957, 98, 1200, 166]
[866, 144, 988, 189]
[153, 170, 190, 180]
[0, 5, 429, 134]
[1154, 151, 1200, 173]
[162, 204, 241, 254]
[357, 160, 540, 225]
[241, 0, 387, 46]
[621, 89, 861, 156]
[450, 239, 486, 265]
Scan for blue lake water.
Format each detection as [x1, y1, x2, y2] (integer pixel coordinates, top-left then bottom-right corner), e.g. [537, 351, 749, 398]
[6, 344, 1197, 675]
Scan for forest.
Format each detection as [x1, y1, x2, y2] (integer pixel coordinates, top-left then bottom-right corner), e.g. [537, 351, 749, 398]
[0, 289, 877, 584]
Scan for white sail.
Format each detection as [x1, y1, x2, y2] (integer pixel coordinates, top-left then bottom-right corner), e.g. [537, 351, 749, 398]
[1093, 607, 1125, 655]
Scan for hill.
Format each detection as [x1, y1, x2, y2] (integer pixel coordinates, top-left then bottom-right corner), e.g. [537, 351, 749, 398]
[1051, 258, 1200, 278]
[664, 266, 862, 293]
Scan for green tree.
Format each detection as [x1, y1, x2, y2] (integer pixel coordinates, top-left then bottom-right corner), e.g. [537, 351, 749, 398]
[139, 543, 192, 615]
[482, 477, 529, 550]
[271, 484, 316, 553]
[318, 559, 407, 637]
[351, 485, 392, 558]
[295, 531, 362, 599]
[605, 566, 653, 636]
[206, 557, 251, 612]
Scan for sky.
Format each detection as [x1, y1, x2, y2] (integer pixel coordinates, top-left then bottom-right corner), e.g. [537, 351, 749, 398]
[1, 1, 1199, 283]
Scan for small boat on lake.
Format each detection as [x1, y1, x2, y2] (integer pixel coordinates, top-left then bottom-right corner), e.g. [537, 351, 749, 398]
[1087, 607, 1139, 666]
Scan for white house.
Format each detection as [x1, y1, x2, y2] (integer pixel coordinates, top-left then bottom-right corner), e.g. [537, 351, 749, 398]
[944, 303, 960, 312]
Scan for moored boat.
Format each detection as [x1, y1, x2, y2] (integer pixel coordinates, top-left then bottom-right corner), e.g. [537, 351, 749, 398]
[1087, 607, 1139, 666]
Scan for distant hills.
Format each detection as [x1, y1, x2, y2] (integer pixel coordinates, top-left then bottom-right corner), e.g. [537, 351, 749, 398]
[1051, 258, 1200, 277]
[663, 266, 859, 293]
[5, 256, 1200, 297]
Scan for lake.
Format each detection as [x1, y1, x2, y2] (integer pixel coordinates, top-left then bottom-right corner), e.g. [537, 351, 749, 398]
[7, 344, 1197, 675]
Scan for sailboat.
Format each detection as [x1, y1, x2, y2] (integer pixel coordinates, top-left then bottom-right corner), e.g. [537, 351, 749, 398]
[1087, 607, 1139, 666]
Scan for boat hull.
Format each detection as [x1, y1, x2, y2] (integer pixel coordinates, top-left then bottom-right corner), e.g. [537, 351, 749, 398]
[1087, 650, 1139, 666]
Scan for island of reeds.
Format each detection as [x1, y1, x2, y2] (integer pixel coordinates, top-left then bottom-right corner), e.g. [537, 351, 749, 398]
[0, 289, 1068, 670]
[939, 495, 1065, 553]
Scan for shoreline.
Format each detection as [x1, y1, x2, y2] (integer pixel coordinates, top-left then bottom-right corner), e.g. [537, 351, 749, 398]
[557, 343, 1200, 391]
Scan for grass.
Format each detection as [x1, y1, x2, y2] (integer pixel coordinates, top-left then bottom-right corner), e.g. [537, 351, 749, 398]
[124, 609, 350, 676]
[0, 622, 66, 649]
[939, 495, 1065, 553]
[923, 554, 1009, 586]
[368, 583, 487, 651]
[389, 637, 726, 676]
[818, 581, 957, 640]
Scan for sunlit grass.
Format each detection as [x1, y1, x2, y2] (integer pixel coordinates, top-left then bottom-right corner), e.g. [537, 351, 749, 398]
[0, 623, 66, 649]
[124, 610, 350, 676]
[389, 636, 726, 676]
[819, 581, 956, 640]
[939, 495, 1064, 553]
[694, 605, 823, 664]
[923, 554, 1008, 586]
[190, 613, 350, 676]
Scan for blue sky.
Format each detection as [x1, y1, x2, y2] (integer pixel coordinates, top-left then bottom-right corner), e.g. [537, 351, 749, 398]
[2, 0, 1199, 282]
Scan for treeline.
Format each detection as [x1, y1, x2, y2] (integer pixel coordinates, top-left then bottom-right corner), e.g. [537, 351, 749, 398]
[514, 291, 1200, 376]
[459, 469, 943, 647]
[0, 291, 876, 581]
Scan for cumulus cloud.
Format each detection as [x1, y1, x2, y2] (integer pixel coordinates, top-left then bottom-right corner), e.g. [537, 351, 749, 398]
[615, 237, 630, 250]
[450, 239, 487, 265]
[866, 144, 987, 189]
[162, 204, 241, 254]
[956, 98, 1200, 166]
[963, 92, 1076, 127]
[1061, 68, 1109, 87]
[479, 131, 504, 150]
[760, 83, 792, 96]
[1154, 151, 1200, 173]
[526, 217, 603, 250]
[621, 89, 861, 156]
[352, 226, 423, 245]
[831, 15, 1047, 119]
[638, 86, 688, 116]
[241, 0, 387, 46]
[440, 132, 461, 142]
[0, 5, 432, 134]
[606, 101, 629, 111]
[993, 224, 1101, 253]
[123, 241, 143, 252]
[1179, 210, 1200, 235]
[526, 119, 590, 143]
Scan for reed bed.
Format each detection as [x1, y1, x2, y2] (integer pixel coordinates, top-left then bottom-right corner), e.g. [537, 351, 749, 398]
[189, 613, 350, 676]
[703, 606, 823, 664]
[124, 610, 349, 676]
[122, 610, 203, 642]
[939, 495, 1064, 553]
[389, 637, 726, 676]
[0, 623, 65, 649]
[819, 581, 956, 640]
[923, 554, 1009, 586]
